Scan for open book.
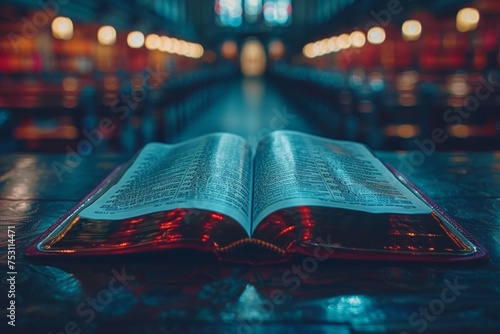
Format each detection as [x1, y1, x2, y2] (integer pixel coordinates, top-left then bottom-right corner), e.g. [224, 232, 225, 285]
[26, 131, 488, 263]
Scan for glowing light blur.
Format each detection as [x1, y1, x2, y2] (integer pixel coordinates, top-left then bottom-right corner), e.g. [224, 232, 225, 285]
[263, 0, 292, 26]
[338, 34, 351, 49]
[155, 35, 203, 58]
[269, 40, 285, 60]
[350, 31, 366, 48]
[367, 27, 386, 45]
[245, 0, 262, 22]
[145, 34, 161, 50]
[318, 39, 329, 56]
[97, 26, 116, 46]
[397, 71, 419, 91]
[456, 8, 480, 32]
[216, 0, 243, 27]
[179, 40, 189, 55]
[245, 0, 262, 15]
[447, 74, 470, 96]
[402, 20, 422, 41]
[303, 27, 380, 58]
[187, 44, 198, 58]
[221, 40, 238, 59]
[172, 38, 181, 54]
[192, 44, 204, 58]
[241, 39, 266, 77]
[127, 31, 145, 48]
[304, 36, 343, 58]
[158, 36, 171, 52]
[449, 125, 471, 138]
[385, 124, 420, 138]
[303, 43, 315, 58]
[52, 17, 73, 40]
[62, 77, 78, 91]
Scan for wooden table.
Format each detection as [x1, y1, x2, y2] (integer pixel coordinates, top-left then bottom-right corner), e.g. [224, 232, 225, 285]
[1, 152, 500, 333]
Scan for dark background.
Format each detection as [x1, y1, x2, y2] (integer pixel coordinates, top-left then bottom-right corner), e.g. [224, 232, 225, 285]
[1, 0, 500, 153]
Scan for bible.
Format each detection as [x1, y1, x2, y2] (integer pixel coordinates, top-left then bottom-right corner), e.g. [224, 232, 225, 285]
[26, 131, 488, 263]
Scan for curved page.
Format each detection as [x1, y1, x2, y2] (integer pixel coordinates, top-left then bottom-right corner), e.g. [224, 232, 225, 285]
[80, 133, 253, 236]
[252, 131, 432, 233]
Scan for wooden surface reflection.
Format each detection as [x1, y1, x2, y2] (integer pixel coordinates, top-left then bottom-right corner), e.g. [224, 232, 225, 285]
[0, 152, 499, 333]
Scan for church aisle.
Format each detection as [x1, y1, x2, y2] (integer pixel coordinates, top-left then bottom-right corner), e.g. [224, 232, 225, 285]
[176, 77, 323, 145]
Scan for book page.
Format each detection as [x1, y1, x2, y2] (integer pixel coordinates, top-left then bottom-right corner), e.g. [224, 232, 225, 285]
[80, 133, 253, 236]
[252, 131, 432, 232]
